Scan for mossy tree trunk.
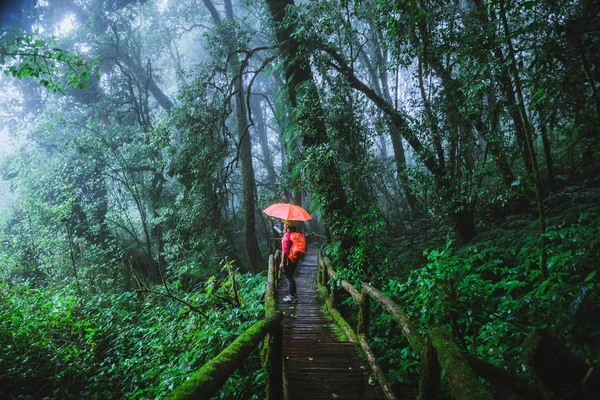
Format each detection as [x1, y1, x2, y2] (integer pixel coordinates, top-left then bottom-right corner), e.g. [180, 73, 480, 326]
[264, 0, 357, 255]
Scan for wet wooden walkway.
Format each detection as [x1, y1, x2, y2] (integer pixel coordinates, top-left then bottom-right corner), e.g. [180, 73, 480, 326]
[276, 246, 382, 399]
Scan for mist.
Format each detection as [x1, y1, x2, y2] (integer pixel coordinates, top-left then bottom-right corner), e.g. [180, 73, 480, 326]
[1, 0, 599, 398]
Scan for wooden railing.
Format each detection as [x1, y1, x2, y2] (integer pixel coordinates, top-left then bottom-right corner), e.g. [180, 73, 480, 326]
[317, 255, 542, 400]
[167, 254, 283, 400]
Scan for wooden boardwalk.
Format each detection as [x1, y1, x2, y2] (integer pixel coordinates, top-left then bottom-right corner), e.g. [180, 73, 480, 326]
[276, 246, 382, 400]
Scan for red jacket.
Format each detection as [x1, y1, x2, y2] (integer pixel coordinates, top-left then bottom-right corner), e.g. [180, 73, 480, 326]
[281, 231, 292, 255]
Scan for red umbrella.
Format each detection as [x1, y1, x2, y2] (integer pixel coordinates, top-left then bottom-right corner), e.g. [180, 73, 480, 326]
[263, 203, 312, 221]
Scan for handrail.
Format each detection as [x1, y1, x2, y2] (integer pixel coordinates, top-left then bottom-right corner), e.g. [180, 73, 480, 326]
[167, 254, 283, 400]
[166, 313, 282, 400]
[319, 254, 492, 400]
[319, 258, 397, 400]
[361, 282, 425, 357]
[263, 253, 283, 399]
[324, 258, 361, 302]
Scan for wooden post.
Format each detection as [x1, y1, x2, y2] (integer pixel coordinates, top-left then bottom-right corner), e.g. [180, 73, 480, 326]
[317, 255, 324, 288]
[268, 323, 283, 400]
[321, 259, 329, 290]
[266, 255, 277, 312]
[329, 280, 338, 309]
[418, 336, 440, 400]
[357, 287, 370, 337]
[322, 258, 338, 308]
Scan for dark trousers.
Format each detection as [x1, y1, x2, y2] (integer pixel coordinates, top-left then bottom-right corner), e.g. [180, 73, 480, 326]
[283, 261, 298, 297]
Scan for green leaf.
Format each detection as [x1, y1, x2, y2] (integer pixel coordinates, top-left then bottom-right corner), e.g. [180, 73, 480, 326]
[584, 271, 596, 282]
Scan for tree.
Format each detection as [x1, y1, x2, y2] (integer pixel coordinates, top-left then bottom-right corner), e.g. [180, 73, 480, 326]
[264, 0, 359, 256]
[0, 31, 98, 93]
[196, 0, 265, 271]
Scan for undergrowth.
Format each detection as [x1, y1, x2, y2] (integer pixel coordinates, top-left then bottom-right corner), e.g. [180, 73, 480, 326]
[344, 185, 600, 397]
[0, 272, 267, 399]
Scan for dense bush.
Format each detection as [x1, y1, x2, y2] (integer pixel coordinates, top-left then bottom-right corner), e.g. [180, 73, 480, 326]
[0, 271, 267, 399]
[352, 188, 600, 397]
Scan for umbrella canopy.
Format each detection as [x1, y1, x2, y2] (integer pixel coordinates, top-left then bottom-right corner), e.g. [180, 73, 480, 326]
[263, 203, 312, 221]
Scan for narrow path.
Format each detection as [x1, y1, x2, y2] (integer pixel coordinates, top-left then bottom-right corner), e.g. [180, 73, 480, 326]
[276, 246, 382, 400]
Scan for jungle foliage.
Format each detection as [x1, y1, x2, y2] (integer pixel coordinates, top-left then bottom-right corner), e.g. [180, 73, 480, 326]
[0, 0, 599, 398]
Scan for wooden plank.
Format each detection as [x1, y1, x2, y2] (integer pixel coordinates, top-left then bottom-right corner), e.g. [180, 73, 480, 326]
[277, 246, 383, 400]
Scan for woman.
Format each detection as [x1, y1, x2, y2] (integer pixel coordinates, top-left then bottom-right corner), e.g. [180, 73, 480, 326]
[279, 219, 303, 303]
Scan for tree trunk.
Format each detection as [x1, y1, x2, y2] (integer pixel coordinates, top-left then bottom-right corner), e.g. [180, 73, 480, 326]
[225, 0, 264, 272]
[453, 203, 476, 244]
[264, 0, 356, 254]
[499, 0, 548, 278]
[471, 0, 533, 175]
[198, 0, 264, 271]
[324, 48, 479, 241]
[363, 21, 418, 210]
[150, 169, 166, 269]
[251, 95, 277, 188]
[236, 85, 264, 271]
[540, 122, 557, 192]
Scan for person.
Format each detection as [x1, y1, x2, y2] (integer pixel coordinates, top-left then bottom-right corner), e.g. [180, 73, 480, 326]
[279, 220, 300, 304]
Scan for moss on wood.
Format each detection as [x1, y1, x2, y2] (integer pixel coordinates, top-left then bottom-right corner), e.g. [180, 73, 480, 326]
[265, 255, 277, 314]
[430, 328, 492, 400]
[362, 282, 426, 356]
[358, 334, 398, 400]
[318, 286, 356, 343]
[167, 312, 282, 400]
[357, 288, 370, 336]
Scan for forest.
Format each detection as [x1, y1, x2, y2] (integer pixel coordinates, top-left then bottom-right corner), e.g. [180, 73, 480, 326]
[0, 0, 599, 398]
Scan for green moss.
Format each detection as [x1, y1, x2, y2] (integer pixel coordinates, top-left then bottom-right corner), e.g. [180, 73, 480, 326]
[430, 328, 492, 400]
[167, 313, 281, 400]
[329, 321, 347, 342]
[522, 328, 541, 366]
[261, 333, 273, 398]
[317, 285, 358, 344]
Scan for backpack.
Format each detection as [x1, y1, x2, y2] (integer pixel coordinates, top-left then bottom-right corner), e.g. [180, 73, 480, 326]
[288, 232, 306, 263]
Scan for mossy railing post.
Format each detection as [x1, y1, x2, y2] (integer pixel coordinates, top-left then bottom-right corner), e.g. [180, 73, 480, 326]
[264, 254, 283, 400]
[323, 258, 338, 308]
[320, 256, 327, 288]
[357, 287, 370, 337]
